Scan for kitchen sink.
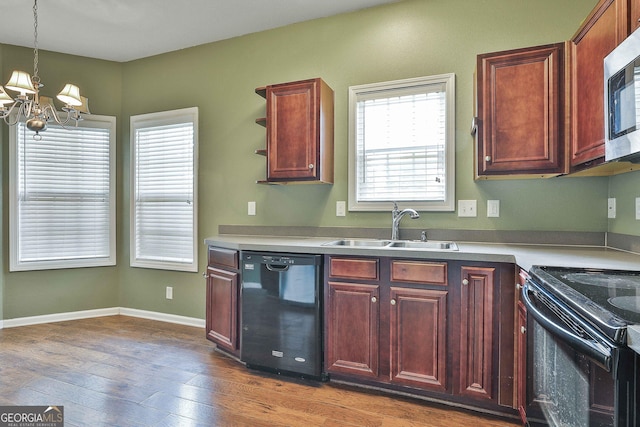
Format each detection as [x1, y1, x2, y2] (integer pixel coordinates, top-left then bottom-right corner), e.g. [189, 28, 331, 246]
[387, 240, 459, 250]
[322, 239, 392, 247]
[322, 239, 458, 251]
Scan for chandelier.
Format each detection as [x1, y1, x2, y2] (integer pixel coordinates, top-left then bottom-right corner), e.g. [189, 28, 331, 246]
[0, 0, 88, 139]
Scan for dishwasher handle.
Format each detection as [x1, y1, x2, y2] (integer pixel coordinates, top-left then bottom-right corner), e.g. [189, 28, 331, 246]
[522, 280, 613, 372]
[265, 264, 290, 272]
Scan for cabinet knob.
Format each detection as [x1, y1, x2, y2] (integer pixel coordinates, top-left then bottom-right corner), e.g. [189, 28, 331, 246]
[462, 278, 469, 286]
[309, 164, 314, 169]
[516, 283, 522, 290]
[485, 156, 491, 162]
[202, 272, 208, 279]
[520, 326, 526, 334]
[371, 296, 377, 303]
[390, 299, 396, 305]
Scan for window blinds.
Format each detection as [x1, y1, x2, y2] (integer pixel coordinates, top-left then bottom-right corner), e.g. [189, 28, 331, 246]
[14, 121, 114, 268]
[132, 117, 196, 270]
[355, 91, 447, 202]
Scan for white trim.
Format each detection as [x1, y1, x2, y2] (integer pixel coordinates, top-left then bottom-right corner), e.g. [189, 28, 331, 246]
[3, 307, 119, 328]
[119, 307, 205, 328]
[2, 307, 205, 329]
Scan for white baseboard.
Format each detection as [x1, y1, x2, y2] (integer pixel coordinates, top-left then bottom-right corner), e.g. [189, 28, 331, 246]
[119, 307, 205, 328]
[1, 307, 205, 329]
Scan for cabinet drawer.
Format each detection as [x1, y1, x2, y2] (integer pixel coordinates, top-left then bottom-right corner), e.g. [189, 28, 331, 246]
[208, 247, 239, 269]
[390, 260, 447, 285]
[329, 257, 379, 281]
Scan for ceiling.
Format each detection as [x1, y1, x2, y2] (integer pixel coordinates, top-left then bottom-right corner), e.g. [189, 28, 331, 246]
[0, 0, 400, 63]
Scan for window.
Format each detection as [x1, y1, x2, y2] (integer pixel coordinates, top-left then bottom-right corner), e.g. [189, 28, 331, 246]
[9, 115, 116, 271]
[348, 74, 455, 211]
[130, 107, 198, 272]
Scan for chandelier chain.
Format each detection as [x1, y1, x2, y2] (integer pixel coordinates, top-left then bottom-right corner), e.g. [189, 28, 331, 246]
[32, 0, 40, 84]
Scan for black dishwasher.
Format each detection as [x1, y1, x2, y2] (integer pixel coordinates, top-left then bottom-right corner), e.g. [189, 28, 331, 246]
[240, 251, 324, 380]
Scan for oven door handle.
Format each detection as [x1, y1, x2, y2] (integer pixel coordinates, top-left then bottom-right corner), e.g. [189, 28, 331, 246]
[522, 281, 613, 372]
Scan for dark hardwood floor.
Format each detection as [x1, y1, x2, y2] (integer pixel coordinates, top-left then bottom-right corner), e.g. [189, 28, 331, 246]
[0, 316, 520, 426]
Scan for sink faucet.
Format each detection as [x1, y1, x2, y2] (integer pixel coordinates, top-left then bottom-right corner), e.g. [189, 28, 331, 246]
[391, 202, 419, 240]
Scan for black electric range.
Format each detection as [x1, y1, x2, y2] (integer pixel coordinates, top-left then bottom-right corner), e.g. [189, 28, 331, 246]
[528, 266, 640, 345]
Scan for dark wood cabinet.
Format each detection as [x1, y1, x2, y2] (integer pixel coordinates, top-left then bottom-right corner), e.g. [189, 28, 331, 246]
[515, 269, 528, 423]
[389, 286, 448, 392]
[205, 247, 240, 356]
[458, 266, 495, 400]
[255, 78, 334, 184]
[324, 256, 516, 414]
[632, 0, 640, 32]
[569, 0, 629, 170]
[475, 43, 566, 178]
[326, 281, 380, 378]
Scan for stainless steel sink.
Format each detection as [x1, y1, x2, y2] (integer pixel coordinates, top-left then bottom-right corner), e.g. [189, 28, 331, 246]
[322, 239, 458, 251]
[322, 239, 392, 247]
[388, 240, 459, 250]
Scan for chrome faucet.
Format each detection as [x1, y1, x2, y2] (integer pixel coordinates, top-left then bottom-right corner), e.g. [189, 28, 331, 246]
[391, 202, 419, 240]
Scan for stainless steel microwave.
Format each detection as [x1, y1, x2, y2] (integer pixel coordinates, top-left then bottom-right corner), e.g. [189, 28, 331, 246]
[604, 27, 640, 163]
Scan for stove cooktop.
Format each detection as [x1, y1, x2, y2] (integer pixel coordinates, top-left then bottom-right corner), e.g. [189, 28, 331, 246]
[528, 266, 640, 344]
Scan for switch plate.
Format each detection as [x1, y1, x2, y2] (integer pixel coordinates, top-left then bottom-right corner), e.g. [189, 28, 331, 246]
[608, 198, 616, 219]
[458, 200, 477, 217]
[248, 201, 256, 216]
[166, 286, 173, 300]
[636, 198, 640, 220]
[336, 201, 346, 217]
[487, 200, 500, 218]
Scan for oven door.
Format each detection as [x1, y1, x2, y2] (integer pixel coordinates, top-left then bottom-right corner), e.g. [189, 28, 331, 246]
[522, 280, 635, 427]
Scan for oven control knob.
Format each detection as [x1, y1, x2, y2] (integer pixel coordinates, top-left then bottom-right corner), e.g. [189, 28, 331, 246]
[462, 278, 469, 286]
[520, 326, 526, 334]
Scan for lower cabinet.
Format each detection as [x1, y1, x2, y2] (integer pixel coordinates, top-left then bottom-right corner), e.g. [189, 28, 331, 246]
[325, 255, 516, 413]
[205, 247, 240, 356]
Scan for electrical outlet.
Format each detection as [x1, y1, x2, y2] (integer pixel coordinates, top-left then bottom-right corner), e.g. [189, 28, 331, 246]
[166, 286, 173, 300]
[248, 201, 256, 216]
[458, 200, 477, 217]
[487, 200, 500, 218]
[336, 201, 346, 217]
[608, 198, 616, 219]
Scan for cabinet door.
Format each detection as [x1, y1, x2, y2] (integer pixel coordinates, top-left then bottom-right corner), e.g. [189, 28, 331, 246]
[326, 281, 380, 378]
[570, 0, 629, 168]
[632, 0, 640, 32]
[389, 287, 448, 392]
[206, 266, 239, 353]
[458, 267, 495, 400]
[516, 301, 528, 422]
[476, 43, 565, 177]
[267, 79, 319, 181]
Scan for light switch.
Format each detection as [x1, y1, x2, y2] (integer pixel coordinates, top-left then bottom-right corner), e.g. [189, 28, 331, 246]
[336, 201, 346, 217]
[458, 200, 477, 217]
[636, 198, 640, 220]
[608, 198, 616, 219]
[248, 201, 256, 216]
[487, 200, 500, 218]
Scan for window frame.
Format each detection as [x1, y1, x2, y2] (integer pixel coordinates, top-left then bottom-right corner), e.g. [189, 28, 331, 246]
[129, 107, 199, 272]
[348, 74, 456, 212]
[9, 114, 117, 271]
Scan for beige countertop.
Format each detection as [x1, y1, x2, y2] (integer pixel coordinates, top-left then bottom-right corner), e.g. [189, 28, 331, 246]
[204, 235, 640, 272]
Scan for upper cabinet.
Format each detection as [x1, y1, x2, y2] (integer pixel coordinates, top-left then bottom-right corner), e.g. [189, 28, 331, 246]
[569, 0, 629, 171]
[475, 43, 566, 179]
[475, 0, 640, 179]
[255, 78, 334, 184]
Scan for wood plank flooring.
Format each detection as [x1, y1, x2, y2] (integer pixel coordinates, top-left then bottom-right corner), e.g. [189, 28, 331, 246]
[0, 316, 521, 426]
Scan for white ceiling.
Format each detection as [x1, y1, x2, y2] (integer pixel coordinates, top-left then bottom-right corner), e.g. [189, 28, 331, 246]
[0, 0, 400, 62]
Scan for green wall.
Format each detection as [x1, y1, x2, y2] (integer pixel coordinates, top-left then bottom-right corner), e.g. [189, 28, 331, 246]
[3, 0, 639, 321]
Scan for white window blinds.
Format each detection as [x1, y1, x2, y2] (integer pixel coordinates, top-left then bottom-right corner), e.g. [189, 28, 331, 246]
[9, 116, 116, 271]
[130, 107, 198, 272]
[348, 74, 455, 212]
